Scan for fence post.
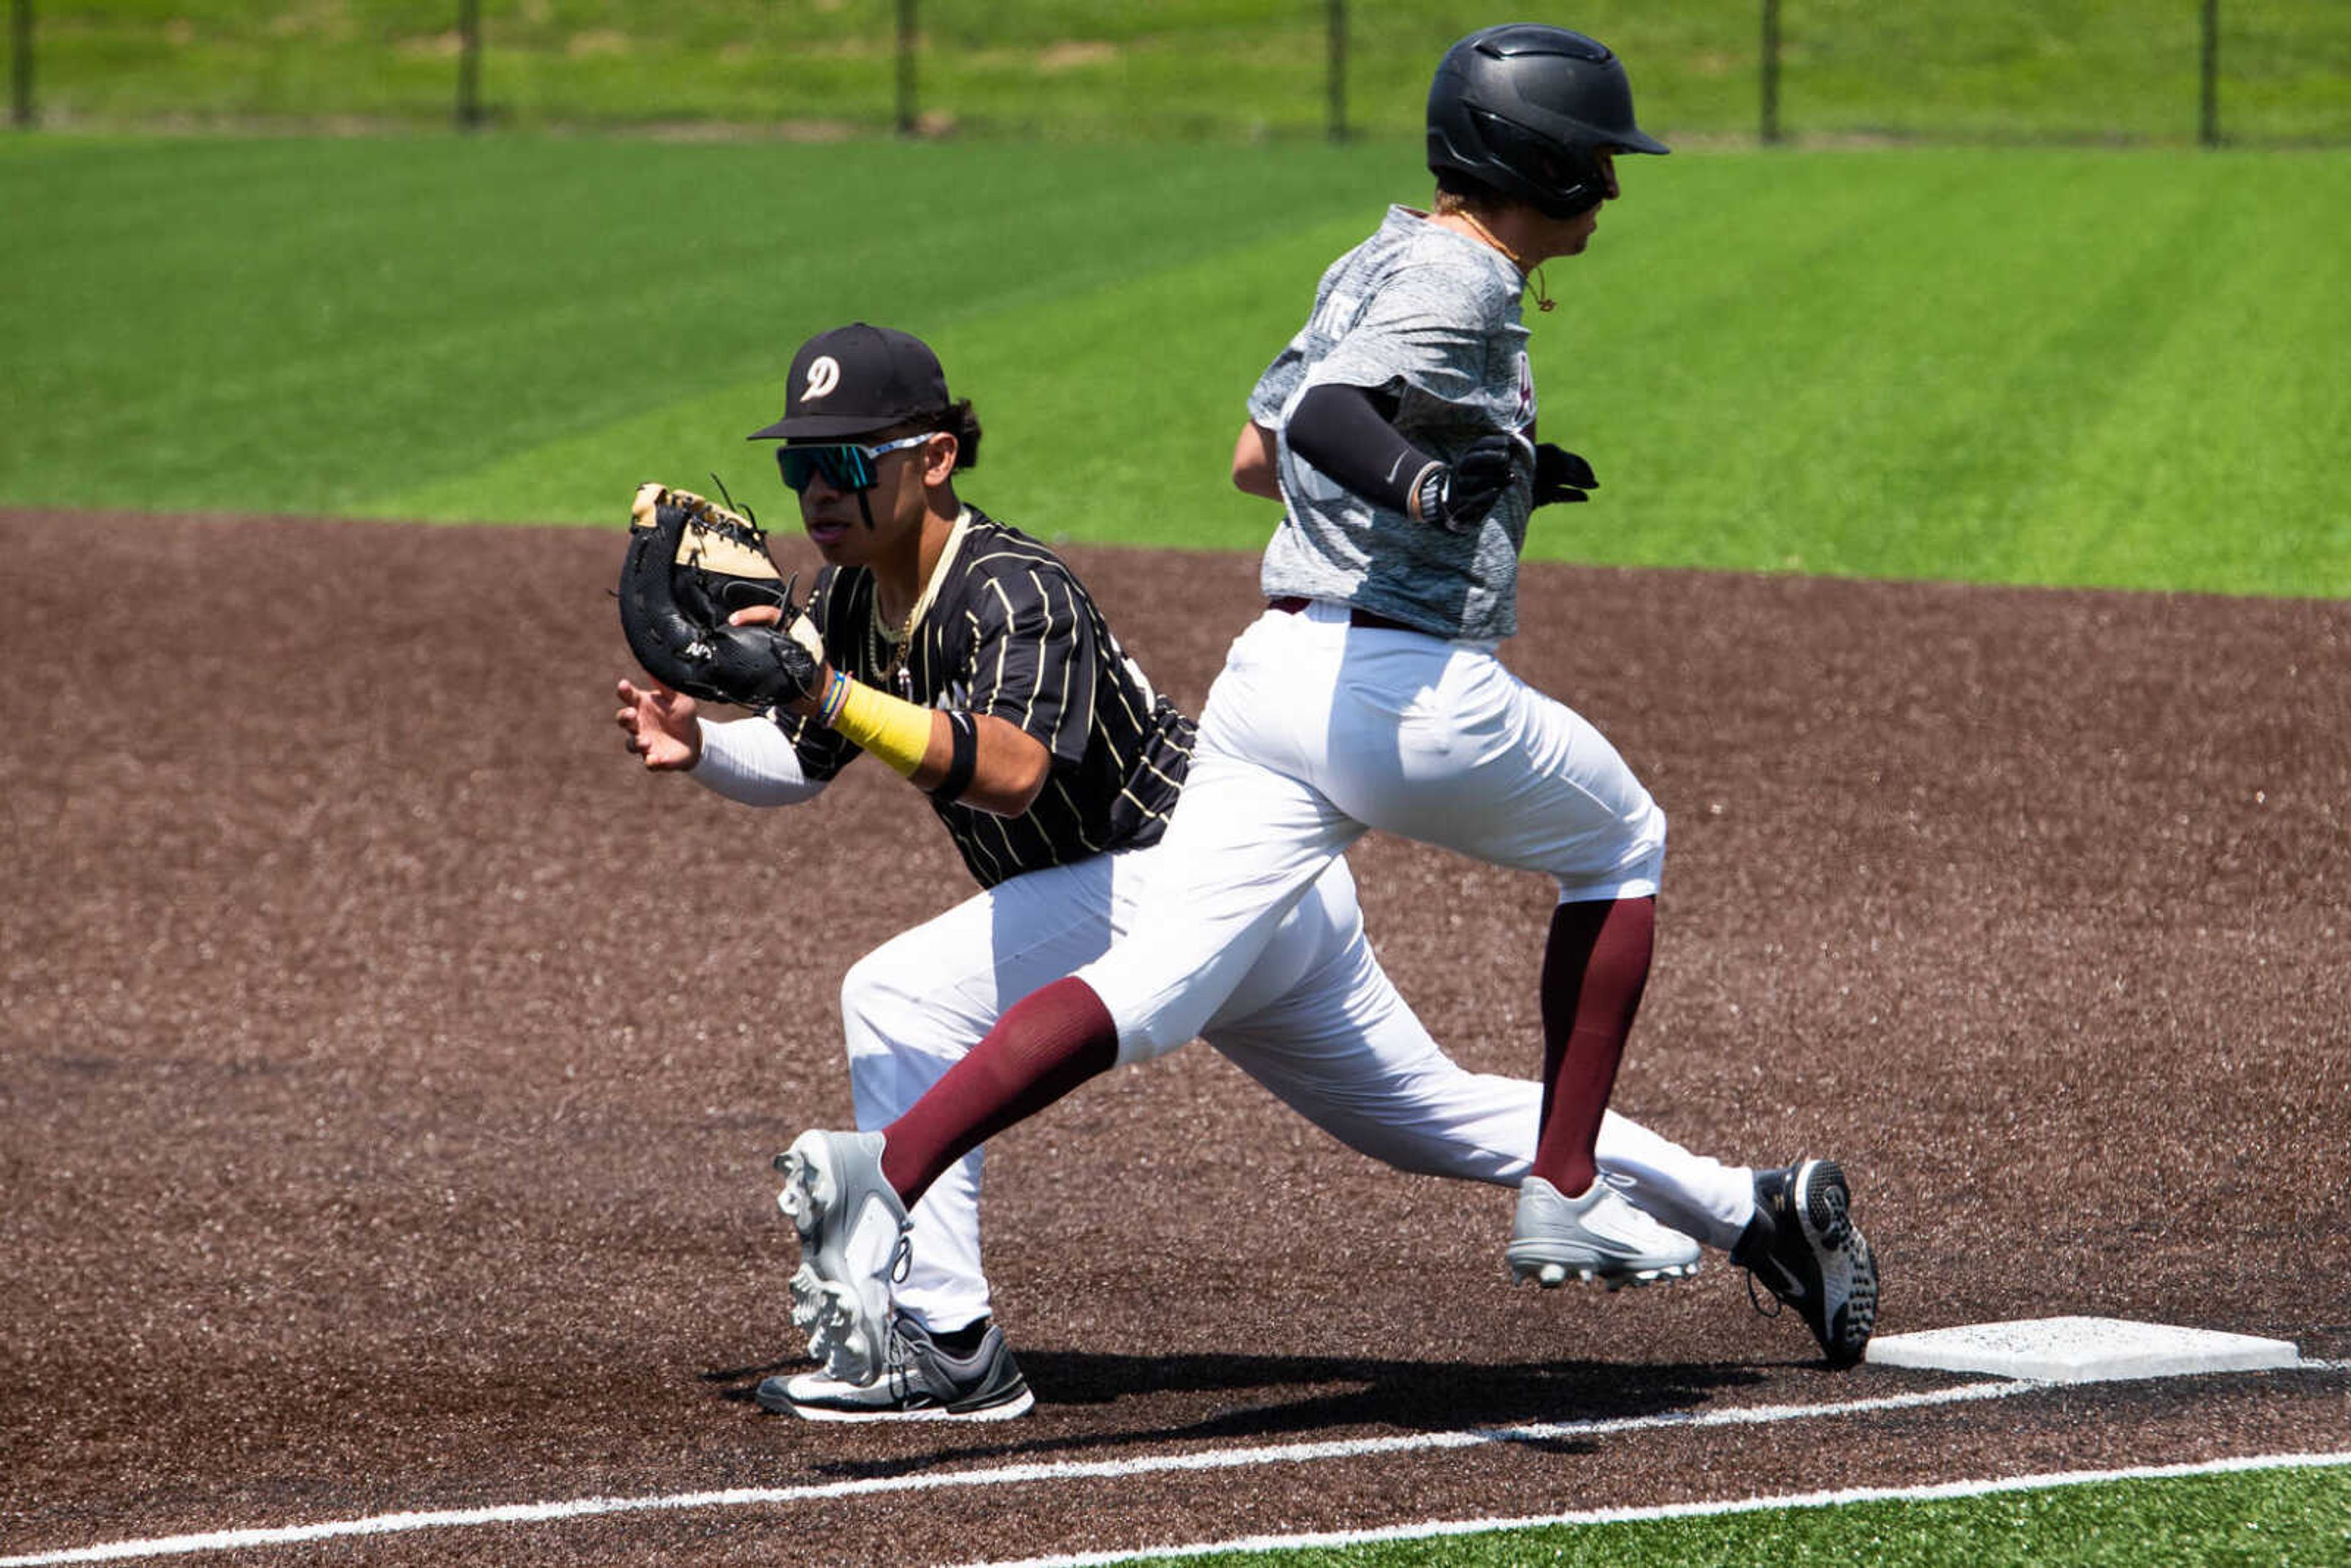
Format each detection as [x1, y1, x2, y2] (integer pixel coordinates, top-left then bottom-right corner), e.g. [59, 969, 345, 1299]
[11, 0, 32, 129]
[456, 0, 482, 129]
[896, 0, 917, 135]
[1760, 0, 1782, 145]
[1326, 0, 1348, 143]
[2199, 0, 2221, 146]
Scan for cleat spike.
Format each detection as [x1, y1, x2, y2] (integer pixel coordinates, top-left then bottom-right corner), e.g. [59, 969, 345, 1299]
[1507, 1177, 1701, 1290]
[769, 1131, 911, 1386]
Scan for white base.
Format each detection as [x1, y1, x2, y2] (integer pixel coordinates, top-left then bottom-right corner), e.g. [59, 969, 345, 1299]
[1865, 1316, 2301, 1383]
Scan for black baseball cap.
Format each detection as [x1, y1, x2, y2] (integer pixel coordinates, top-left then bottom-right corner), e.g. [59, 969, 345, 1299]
[748, 323, 951, 442]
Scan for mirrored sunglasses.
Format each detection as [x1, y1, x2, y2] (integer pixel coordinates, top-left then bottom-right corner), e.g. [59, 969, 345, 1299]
[775, 433, 934, 494]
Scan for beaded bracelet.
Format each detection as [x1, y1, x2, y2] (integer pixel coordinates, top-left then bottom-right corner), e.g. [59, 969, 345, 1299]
[818, 668, 852, 727]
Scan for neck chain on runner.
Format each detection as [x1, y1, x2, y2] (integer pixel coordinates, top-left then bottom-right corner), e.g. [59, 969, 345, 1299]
[869, 509, 971, 700]
[1453, 209, 1554, 313]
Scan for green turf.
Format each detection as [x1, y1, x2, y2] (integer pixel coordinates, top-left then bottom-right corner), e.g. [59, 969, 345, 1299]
[1558, 146, 2351, 595]
[1115, 1461, 2351, 1567]
[4, 135, 2343, 596]
[0, 133, 1396, 528]
[12, 1, 2351, 144]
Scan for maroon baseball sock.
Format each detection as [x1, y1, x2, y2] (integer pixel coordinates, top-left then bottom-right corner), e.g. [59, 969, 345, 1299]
[1531, 895, 1655, 1196]
[880, 977, 1119, 1207]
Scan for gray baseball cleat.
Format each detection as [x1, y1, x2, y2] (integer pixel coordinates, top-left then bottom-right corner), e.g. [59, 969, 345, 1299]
[1507, 1176, 1702, 1290]
[773, 1129, 911, 1386]
[1733, 1158, 1879, 1367]
[757, 1310, 1035, 1422]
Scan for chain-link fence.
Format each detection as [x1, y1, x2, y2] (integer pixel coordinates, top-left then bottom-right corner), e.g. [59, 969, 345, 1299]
[9, 1, 2349, 144]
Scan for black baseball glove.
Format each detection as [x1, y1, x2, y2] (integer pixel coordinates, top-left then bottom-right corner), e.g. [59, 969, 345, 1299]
[617, 482, 825, 712]
[1531, 443, 1598, 507]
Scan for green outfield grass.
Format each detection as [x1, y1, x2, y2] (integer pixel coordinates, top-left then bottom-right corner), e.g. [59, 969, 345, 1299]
[12, 1, 2351, 144]
[1120, 1461, 2351, 1567]
[4, 134, 2343, 596]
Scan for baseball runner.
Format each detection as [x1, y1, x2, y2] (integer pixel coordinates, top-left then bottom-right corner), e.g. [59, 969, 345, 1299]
[617, 324, 1868, 1420]
[773, 30, 1877, 1392]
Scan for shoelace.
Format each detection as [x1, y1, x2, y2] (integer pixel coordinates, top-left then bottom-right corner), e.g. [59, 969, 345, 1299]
[880, 1316, 938, 1404]
[1745, 1264, 1794, 1320]
[875, 1232, 920, 1404]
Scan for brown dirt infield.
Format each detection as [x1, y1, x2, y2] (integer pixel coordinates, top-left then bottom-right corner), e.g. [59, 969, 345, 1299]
[2, 508, 2345, 1566]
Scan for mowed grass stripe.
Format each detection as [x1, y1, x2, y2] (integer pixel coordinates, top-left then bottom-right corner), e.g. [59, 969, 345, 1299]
[0, 135, 1403, 518]
[370, 206, 1378, 541]
[2032, 157, 2351, 594]
[1065, 1454, 2351, 1567]
[3, 137, 2344, 595]
[1542, 148, 2350, 593]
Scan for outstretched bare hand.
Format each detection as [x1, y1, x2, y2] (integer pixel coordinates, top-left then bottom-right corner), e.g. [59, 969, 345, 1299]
[615, 677, 701, 771]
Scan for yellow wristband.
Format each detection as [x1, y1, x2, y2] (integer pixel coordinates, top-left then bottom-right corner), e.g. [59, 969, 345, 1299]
[829, 676, 934, 778]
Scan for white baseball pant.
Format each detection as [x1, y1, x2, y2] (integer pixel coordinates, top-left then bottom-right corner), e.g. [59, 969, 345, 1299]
[842, 844, 1747, 1333]
[1076, 600, 1667, 1060]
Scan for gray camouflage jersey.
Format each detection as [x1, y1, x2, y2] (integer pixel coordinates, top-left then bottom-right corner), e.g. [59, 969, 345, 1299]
[1248, 205, 1535, 642]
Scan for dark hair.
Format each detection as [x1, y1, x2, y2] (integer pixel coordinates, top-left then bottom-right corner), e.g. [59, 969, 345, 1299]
[876, 397, 981, 471]
[939, 397, 981, 470]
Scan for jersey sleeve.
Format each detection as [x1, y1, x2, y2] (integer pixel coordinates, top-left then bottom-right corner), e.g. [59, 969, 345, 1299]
[962, 561, 1097, 769]
[1303, 258, 1499, 408]
[1247, 337, 1311, 429]
[1248, 247, 1357, 427]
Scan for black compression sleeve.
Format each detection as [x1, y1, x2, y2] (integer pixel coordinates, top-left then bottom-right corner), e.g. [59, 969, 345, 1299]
[1286, 383, 1438, 515]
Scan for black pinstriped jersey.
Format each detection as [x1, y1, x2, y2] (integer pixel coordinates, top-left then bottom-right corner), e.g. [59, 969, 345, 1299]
[776, 507, 1193, 890]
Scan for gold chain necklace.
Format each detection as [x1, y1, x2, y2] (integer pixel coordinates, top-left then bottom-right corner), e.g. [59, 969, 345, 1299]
[869, 606, 917, 700]
[868, 509, 972, 702]
[1452, 209, 1554, 313]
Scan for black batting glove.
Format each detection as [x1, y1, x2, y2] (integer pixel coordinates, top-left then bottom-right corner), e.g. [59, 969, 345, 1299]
[1412, 433, 1521, 535]
[1531, 443, 1598, 508]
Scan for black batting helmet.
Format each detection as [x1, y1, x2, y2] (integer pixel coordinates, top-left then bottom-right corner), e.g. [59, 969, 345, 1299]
[1427, 24, 1670, 220]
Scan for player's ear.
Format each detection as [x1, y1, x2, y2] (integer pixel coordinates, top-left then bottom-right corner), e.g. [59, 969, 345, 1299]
[921, 430, 959, 484]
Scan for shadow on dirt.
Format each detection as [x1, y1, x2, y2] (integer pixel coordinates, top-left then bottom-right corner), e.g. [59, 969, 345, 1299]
[708, 1350, 1767, 1477]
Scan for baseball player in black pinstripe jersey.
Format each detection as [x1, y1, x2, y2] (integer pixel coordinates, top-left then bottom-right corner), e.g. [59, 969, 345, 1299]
[768, 476, 1188, 891]
[620, 324, 1795, 1420]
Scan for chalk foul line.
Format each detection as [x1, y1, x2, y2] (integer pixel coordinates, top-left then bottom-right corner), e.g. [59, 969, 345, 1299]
[0, 1373, 2328, 1566]
[949, 1448, 2351, 1568]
